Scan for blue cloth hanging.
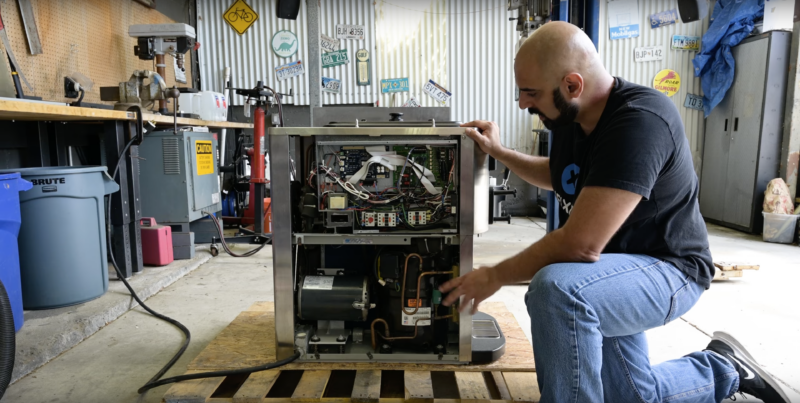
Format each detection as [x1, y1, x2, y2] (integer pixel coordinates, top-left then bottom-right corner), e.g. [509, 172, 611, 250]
[692, 0, 764, 117]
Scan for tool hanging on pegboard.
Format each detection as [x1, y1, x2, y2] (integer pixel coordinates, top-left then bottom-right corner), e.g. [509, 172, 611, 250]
[17, 0, 42, 55]
[0, 5, 34, 98]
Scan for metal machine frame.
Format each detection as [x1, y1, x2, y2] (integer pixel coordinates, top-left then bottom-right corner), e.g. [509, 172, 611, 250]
[269, 126, 487, 363]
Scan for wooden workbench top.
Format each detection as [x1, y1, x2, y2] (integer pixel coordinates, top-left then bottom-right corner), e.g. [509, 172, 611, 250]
[0, 98, 253, 129]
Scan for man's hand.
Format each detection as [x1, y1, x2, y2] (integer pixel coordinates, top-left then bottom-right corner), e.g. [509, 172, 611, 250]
[462, 120, 507, 159]
[439, 266, 503, 314]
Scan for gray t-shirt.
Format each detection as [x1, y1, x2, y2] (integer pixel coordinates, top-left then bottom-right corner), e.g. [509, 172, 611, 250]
[549, 78, 714, 288]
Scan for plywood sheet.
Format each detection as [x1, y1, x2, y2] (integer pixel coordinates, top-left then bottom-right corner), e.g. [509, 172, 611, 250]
[0, 0, 193, 104]
[188, 302, 535, 372]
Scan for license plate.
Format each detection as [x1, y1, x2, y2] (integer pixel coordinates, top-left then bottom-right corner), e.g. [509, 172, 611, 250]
[275, 60, 305, 80]
[649, 9, 678, 29]
[336, 24, 364, 40]
[672, 35, 700, 51]
[381, 78, 409, 93]
[320, 34, 339, 53]
[322, 77, 341, 94]
[322, 49, 349, 68]
[634, 46, 664, 62]
[684, 94, 704, 111]
[423, 79, 451, 105]
[402, 96, 421, 107]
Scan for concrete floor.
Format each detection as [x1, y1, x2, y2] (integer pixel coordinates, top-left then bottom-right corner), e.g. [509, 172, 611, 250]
[5, 218, 800, 402]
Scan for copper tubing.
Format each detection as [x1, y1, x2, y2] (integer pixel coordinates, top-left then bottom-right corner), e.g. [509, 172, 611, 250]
[370, 315, 454, 351]
[400, 253, 454, 315]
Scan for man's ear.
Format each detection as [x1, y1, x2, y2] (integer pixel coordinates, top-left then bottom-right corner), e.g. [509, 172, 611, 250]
[563, 73, 584, 100]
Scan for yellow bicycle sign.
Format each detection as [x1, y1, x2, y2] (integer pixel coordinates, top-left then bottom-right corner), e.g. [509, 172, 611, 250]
[224, 0, 258, 35]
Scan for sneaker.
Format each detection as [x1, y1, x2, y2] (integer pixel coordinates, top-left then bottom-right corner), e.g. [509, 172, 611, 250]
[705, 331, 790, 403]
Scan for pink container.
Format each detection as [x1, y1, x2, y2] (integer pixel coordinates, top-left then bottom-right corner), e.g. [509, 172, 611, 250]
[140, 218, 173, 266]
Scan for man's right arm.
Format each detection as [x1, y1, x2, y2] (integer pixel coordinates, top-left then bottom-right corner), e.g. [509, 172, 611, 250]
[463, 120, 553, 190]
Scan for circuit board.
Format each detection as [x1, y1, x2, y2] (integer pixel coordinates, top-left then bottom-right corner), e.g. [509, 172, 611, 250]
[391, 146, 455, 190]
[337, 146, 391, 182]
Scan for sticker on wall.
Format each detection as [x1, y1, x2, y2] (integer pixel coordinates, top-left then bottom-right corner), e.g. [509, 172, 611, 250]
[271, 30, 298, 58]
[223, 0, 258, 35]
[608, 0, 640, 40]
[356, 49, 371, 86]
[653, 69, 681, 97]
[322, 77, 341, 94]
[649, 9, 678, 29]
[634, 46, 664, 62]
[321, 34, 339, 53]
[672, 35, 701, 51]
[684, 94, 704, 110]
[403, 96, 422, 107]
[381, 78, 409, 93]
[336, 24, 365, 40]
[275, 60, 304, 81]
[173, 58, 187, 84]
[423, 79, 452, 105]
[322, 49, 349, 68]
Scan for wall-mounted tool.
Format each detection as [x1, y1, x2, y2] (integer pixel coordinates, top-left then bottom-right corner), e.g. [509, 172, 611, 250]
[100, 70, 169, 111]
[129, 23, 197, 114]
[17, 0, 42, 55]
[0, 7, 33, 98]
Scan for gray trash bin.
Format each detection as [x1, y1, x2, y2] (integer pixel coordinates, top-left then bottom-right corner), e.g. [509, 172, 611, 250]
[0, 166, 119, 309]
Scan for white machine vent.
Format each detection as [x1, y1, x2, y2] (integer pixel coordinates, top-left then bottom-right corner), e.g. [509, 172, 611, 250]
[162, 138, 181, 175]
[472, 320, 501, 339]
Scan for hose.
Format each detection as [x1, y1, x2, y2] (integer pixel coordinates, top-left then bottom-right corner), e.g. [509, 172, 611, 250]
[0, 280, 15, 400]
[204, 211, 268, 258]
[107, 119, 297, 397]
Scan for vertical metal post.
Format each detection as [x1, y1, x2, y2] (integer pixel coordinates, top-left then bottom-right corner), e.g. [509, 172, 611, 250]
[306, 0, 323, 123]
[458, 134, 475, 363]
[125, 122, 144, 273]
[27, 122, 51, 166]
[104, 121, 134, 278]
[270, 131, 295, 359]
[780, 13, 800, 199]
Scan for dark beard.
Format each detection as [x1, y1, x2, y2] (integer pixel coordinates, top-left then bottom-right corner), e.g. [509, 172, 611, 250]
[528, 87, 580, 130]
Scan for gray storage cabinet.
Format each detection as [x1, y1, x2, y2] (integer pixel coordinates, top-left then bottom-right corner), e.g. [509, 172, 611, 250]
[700, 31, 791, 233]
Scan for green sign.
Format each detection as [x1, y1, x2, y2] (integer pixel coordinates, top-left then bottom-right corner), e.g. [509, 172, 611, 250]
[322, 49, 349, 68]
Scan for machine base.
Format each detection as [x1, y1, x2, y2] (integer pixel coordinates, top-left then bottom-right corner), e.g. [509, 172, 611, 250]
[471, 312, 506, 364]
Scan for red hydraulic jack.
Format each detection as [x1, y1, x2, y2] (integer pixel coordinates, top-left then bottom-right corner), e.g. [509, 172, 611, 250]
[214, 81, 282, 249]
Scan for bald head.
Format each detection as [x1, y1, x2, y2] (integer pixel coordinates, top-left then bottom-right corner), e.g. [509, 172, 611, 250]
[515, 21, 603, 84]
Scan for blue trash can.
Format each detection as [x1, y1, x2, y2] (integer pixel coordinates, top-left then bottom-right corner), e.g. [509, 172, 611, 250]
[0, 167, 119, 310]
[0, 173, 32, 332]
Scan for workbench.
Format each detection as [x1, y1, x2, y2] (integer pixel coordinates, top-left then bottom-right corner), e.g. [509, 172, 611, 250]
[0, 98, 253, 278]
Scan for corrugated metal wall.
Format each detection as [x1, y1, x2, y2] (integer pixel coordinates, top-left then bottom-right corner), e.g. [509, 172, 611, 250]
[598, 0, 710, 174]
[196, 0, 310, 105]
[319, 0, 378, 105]
[447, 0, 535, 153]
[374, 0, 448, 107]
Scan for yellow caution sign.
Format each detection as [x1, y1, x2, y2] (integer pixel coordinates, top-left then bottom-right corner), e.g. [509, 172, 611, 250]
[195, 141, 214, 176]
[224, 0, 258, 35]
[653, 69, 681, 97]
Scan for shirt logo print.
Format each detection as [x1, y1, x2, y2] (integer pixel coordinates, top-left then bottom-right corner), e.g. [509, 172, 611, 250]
[561, 164, 580, 195]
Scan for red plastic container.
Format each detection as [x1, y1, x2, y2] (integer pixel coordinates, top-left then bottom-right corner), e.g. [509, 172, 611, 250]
[140, 218, 173, 266]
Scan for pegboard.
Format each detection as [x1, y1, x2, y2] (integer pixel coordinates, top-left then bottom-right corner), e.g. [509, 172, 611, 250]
[0, 0, 193, 104]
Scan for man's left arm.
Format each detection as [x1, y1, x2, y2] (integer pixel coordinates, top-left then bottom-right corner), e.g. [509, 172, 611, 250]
[440, 185, 642, 313]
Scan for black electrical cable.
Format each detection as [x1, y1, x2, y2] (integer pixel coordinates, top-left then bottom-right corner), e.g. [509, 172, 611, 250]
[105, 115, 297, 396]
[204, 211, 268, 258]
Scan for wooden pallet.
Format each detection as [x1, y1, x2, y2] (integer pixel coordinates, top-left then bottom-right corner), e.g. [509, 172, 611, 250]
[163, 301, 538, 403]
[713, 261, 760, 281]
[162, 368, 541, 403]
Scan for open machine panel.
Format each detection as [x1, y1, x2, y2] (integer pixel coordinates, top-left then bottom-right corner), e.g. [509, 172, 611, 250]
[269, 126, 497, 364]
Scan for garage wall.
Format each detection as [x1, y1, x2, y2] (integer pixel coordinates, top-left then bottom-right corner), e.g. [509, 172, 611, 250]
[448, 0, 535, 154]
[598, 0, 710, 175]
[196, 0, 310, 105]
[319, 0, 378, 105]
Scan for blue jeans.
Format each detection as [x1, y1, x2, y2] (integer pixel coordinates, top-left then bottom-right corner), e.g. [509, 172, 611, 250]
[525, 254, 739, 402]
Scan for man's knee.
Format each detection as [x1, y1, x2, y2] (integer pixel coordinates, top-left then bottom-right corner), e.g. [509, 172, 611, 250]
[525, 263, 573, 314]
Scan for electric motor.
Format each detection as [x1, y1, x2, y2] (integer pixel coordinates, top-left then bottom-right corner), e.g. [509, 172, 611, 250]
[297, 275, 372, 322]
